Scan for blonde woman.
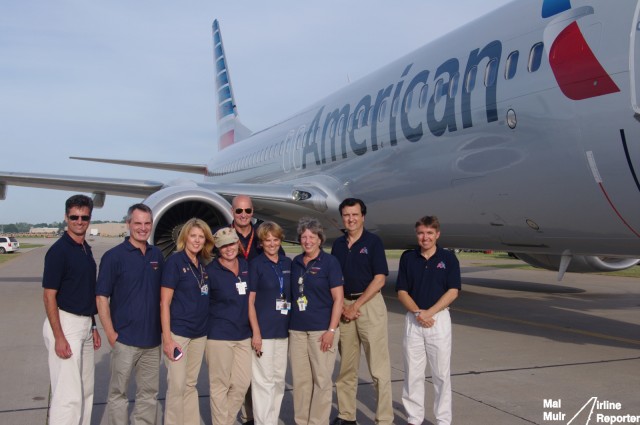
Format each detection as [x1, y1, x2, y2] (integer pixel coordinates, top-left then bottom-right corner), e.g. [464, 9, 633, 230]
[160, 218, 214, 425]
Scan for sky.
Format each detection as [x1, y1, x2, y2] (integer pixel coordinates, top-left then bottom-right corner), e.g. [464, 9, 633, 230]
[0, 0, 512, 224]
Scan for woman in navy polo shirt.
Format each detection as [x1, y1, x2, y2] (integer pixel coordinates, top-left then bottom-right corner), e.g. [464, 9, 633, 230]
[160, 218, 214, 425]
[205, 227, 252, 425]
[289, 217, 344, 425]
[248, 221, 292, 425]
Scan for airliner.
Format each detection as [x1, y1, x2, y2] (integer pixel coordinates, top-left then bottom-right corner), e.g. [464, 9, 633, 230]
[2, 0, 639, 279]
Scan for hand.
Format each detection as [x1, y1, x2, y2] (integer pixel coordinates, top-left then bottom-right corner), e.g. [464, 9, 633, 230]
[342, 304, 361, 322]
[54, 336, 73, 359]
[416, 311, 435, 328]
[252, 335, 263, 353]
[319, 331, 335, 352]
[107, 331, 118, 348]
[93, 329, 101, 350]
[163, 339, 182, 361]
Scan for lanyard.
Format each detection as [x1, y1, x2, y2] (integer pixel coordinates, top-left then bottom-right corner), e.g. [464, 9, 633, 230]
[271, 262, 285, 298]
[188, 261, 206, 290]
[297, 259, 317, 297]
[238, 227, 255, 260]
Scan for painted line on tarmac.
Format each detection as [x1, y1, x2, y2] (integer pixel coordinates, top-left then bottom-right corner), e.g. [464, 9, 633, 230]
[453, 307, 640, 346]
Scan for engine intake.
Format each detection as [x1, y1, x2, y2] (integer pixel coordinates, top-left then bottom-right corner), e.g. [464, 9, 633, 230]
[143, 186, 233, 257]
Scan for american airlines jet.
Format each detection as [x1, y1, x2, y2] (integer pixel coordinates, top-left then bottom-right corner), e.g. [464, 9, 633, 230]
[2, 0, 639, 279]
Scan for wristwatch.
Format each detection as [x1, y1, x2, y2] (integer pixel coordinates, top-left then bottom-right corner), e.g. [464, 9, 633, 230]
[413, 310, 421, 318]
[329, 328, 336, 333]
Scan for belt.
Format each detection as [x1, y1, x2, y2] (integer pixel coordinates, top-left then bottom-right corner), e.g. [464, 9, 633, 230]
[345, 292, 364, 301]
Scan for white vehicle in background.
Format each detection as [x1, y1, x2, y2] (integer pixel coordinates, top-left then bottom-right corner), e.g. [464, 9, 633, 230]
[0, 236, 19, 254]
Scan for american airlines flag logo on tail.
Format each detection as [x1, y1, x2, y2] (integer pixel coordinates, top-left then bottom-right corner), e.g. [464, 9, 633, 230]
[542, 0, 620, 100]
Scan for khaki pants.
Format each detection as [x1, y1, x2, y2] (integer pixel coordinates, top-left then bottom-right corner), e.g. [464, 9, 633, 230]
[43, 310, 94, 425]
[251, 337, 288, 425]
[106, 342, 160, 425]
[289, 329, 340, 425]
[206, 339, 252, 425]
[335, 292, 393, 424]
[164, 334, 206, 425]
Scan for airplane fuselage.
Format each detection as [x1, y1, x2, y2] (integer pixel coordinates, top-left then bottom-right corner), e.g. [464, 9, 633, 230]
[204, 0, 640, 257]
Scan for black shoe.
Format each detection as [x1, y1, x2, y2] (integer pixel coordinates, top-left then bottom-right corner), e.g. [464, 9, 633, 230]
[242, 421, 254, 425]
[331, 418, 357, 425]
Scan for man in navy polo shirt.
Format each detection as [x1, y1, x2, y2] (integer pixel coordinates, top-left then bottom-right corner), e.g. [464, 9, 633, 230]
[43, 194, 101, 425]
[396, 216, 461, 425]
[331, 198, 393, 425]
[96, 203, 164, 425]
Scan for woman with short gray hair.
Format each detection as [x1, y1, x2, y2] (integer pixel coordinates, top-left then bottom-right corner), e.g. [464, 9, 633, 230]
[289, 217, 344, 425]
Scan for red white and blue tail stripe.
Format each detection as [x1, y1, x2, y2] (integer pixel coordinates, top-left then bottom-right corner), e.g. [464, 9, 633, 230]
[213, 20, 251, 151]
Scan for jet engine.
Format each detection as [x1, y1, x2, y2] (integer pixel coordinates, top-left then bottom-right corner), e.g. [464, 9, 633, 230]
[513, 253, 640, 273]
[143, 185, 233, 257]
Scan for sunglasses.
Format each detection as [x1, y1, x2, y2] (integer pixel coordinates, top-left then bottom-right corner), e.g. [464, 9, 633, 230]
[68, 215, 91, 222]
[234, 208, 253, 215]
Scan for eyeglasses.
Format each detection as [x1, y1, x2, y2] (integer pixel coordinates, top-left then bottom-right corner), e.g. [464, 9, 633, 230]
[234, 208, 253, 215]
[68, 215, 91, 222]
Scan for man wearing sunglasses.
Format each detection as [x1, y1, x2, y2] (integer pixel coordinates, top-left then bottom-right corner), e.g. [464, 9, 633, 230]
[230, 195, 260, 264]
[43, 194, 101, 425]
[230, 195, 260, 425]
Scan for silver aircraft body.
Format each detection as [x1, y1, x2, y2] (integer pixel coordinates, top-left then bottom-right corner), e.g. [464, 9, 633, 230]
[2, 0, 640, 277]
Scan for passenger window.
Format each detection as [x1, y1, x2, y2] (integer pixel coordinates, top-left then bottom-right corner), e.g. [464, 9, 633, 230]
[505, 51, 519, 80]
[404, 90, 413, 113]
[419, 83, 429, 108]
[484, 58, 498, 87]
[448, 73, 459, 98]
[434, 78, 444, 103]
[378, 100, 387, 122]
[465, 66, 477, 93]
[391, 97, 400, 117]
[528, 42, 544, 72]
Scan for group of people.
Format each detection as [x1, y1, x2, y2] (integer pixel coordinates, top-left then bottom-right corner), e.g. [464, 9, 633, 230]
[42, 193, 461, 425]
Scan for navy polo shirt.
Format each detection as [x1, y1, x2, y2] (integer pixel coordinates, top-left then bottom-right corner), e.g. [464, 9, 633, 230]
[42, 232, 97, 316]
[96, 237, 164, 348]
[290, 250, 343, 332]
[206, 257, 251, 340]
[395, 246, 461, 310]
[161, 251, 209, 339]
[248, 252, 292, 339]
[331, 229, 389, 295]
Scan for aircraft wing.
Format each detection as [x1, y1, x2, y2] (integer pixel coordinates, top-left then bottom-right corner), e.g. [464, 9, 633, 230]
[0, 171, 164, 200]
[70, 157, 208, 175]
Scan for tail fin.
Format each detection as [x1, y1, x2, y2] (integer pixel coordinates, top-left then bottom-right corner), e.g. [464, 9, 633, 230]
[213, 20, 252, 151]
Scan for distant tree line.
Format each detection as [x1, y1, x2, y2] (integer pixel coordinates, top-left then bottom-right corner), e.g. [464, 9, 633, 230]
[1, 220, 121, 234]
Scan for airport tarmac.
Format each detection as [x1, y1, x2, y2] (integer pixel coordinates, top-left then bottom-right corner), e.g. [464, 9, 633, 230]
[0, 237, 638, 425]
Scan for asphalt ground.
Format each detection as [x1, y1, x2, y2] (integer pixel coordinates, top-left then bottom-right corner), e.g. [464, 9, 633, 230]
[0, 237, 638, 425]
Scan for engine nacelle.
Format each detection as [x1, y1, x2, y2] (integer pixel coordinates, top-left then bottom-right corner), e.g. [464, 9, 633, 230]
[514, 253, 640, 273]
[143, 185, 233, 257]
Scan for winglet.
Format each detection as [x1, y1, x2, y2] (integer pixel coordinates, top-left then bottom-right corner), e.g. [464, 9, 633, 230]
[212, 20, 251, 151]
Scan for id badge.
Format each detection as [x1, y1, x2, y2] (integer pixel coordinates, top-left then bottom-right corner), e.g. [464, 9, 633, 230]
[276, 298, 290, 315]
[297, 296, 307, 312]
[200, 284, 209, 296]
[236, 281, 247, 295]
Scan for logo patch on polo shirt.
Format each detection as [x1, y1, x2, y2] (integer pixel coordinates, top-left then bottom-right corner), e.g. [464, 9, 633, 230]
[437, 261, 446, 269]
[150, 261, 159, 270]
[359, 247, 369, 254]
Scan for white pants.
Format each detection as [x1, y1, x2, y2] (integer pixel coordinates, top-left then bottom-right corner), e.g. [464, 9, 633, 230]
[251, 337, 288, 425]
[402, 309, 452, 425]
[43, 310, 94, 425]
